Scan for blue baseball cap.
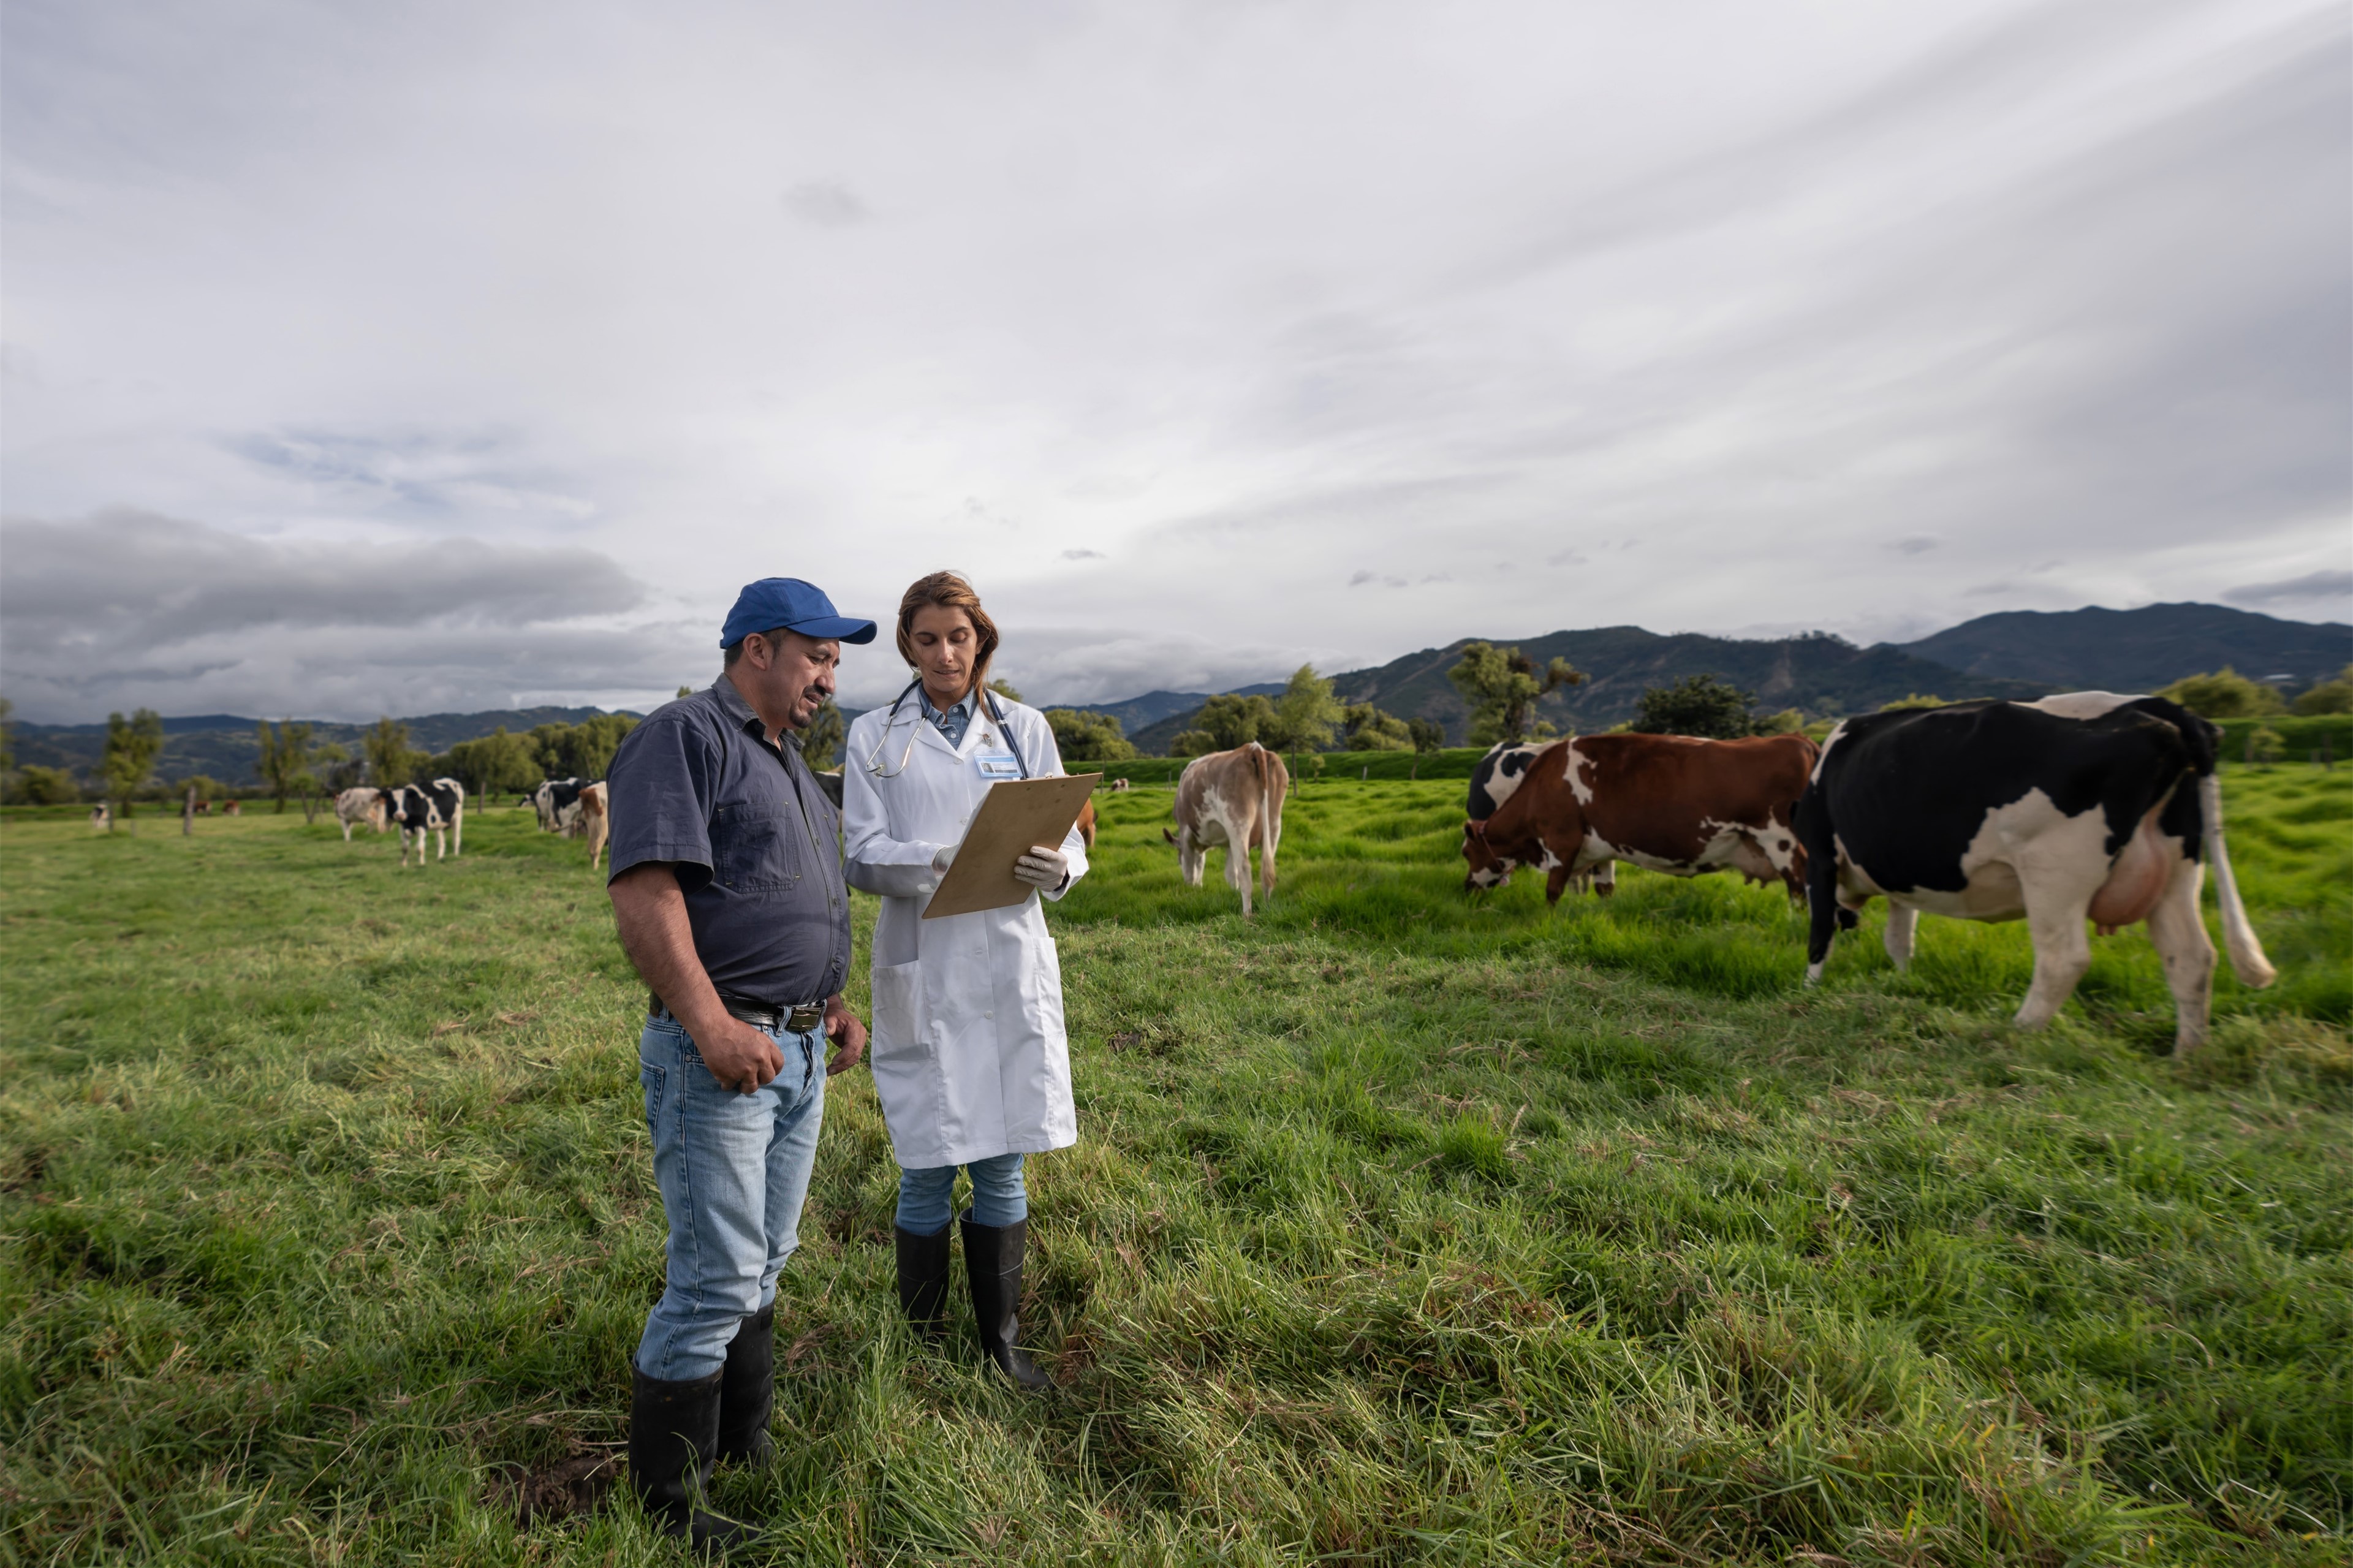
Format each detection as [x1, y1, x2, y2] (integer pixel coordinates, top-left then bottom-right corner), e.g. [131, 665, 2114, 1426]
[720, 577, 877, 648]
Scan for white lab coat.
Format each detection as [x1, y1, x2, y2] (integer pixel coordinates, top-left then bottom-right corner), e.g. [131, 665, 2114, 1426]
[841, 693, 1089, 1170]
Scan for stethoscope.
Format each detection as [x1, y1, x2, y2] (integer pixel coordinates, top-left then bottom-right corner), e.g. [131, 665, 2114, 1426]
[864, 677, 1032, 781]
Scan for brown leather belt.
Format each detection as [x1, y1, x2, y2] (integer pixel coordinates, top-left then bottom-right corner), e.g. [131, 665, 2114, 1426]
[649, 992, 825, 1033]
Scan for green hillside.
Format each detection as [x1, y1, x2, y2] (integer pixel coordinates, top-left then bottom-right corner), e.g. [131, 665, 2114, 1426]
[1131, 627, 2048, 752]
[1896, 602, 2351, 691]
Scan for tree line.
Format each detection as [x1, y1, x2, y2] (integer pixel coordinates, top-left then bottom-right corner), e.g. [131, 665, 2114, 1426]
[5, 660, 2346, 811]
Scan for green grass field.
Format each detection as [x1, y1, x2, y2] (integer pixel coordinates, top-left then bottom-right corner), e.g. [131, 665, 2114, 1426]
[2, 768, 2347, 1566]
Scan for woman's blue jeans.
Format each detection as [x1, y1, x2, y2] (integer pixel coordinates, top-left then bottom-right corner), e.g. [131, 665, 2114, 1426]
[896, 1152, 1026, 1235]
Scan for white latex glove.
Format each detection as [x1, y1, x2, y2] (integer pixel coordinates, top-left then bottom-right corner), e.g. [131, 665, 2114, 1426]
[930, 843, 957, 876]
[1012, 844, 1068, 889]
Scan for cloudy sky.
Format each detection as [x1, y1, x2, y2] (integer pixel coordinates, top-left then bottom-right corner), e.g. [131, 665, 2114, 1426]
[3, 0, 2346, 722]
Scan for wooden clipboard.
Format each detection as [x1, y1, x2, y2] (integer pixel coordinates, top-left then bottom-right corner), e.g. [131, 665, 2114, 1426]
[922, 774, 1102, 918]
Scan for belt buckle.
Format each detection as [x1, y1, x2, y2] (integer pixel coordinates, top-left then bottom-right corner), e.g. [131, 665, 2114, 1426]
[786, 1002, 825, 1033]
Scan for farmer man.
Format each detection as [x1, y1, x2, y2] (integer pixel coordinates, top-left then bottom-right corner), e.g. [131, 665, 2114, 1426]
[604, 577, 874, 1550]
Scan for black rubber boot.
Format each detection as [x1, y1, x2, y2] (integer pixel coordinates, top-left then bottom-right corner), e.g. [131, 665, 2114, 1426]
[714, 1302, 775, 1466]
[629, 1364, 760, 1555]
[896, 1223, 953, 1343]
[960, 1211, 1051, 1389]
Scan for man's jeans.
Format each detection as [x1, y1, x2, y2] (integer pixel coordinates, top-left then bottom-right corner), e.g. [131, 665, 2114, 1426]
[635, 1015, 825, 1382]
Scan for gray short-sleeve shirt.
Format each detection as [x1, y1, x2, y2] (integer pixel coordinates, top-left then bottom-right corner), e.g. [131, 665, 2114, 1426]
[605, 676, 850, 1006]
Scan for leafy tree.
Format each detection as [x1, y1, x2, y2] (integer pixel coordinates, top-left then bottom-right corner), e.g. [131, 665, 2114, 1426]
[1407, 718, 1446, 754]
[801, 702, 846, 772]
[101, 708, 166, 820]
[2293, 666, 2353, 716]
[1754, 710, 1805, 733]
[1267, 665, 1343, 754]
[527, 714, 639, 780]
[178, 774, 225, 803]
[1632, 675, 1759, 739]
[1879, 694, 1945, 711]
[1044, 708, 1137, 763]
[363, 718, 422, 787]
[676, 685, 694, 700]
[441, 728, 540, 797]
[1169, 729, 1219, 757]
[256, 719, 317, 813]
[2156, 667, 2286, 719]
[987, 677, 1023, 703]
[2245, 725, 2286, 767]
[316, 744, 362, 794]
[17, 765, 80, 805]
[1189, 693, 1278, 752]
[528, 722, 574, 776]
[572, 713, 638, 779]
[1447, 643, 1585, 746]
[1339, 703, 1414, 751]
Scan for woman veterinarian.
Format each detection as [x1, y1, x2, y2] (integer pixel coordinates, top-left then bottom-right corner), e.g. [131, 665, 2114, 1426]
[841, 571, 1088, 1388]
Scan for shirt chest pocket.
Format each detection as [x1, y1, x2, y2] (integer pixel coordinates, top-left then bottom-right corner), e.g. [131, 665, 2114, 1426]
[713, 801, 803, 890]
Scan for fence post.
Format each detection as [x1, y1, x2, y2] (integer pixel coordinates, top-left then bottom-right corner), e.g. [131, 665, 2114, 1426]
[183, 784, 195, 836]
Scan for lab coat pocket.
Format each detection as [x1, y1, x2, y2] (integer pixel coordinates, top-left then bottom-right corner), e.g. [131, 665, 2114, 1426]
[870, 958, 926, 1060]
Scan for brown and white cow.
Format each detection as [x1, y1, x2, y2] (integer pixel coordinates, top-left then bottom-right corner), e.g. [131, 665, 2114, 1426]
[336, 786, 390, 843]
[579, 779, 611, 871]
[1163, 741, 1289, 915]
[221, 800, 242, 816]
[1463, 733, 1817, 903]
[1468, 739, 1615, 896]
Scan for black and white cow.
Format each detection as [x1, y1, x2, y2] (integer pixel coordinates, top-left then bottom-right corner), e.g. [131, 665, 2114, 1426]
[532, 777, 588, 836]
[389, 777, 466, 867]
[1794, 692, 2274, 1053]
[1466, 739, 1614, 895]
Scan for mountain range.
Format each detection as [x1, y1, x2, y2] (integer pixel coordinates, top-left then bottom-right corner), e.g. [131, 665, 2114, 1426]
[10, 602, 2345, 780]
[1097, 602, 2349, 753]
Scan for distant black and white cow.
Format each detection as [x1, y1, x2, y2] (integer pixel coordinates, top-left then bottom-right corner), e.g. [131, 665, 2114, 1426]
[1794, 693, 2275, 1053]
[1467, 739, 1613, 896]
[388, 777, 466, 867]
[532, 778, 588, 836]
[88, 803, 110, 830]
[335, 787, 390, 843]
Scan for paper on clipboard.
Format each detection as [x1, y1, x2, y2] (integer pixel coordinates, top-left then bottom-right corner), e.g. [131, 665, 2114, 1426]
[923, 773, 1102, 918]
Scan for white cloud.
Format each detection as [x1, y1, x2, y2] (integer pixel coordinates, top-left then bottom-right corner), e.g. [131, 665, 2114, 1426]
[1, 0, 2343, 720]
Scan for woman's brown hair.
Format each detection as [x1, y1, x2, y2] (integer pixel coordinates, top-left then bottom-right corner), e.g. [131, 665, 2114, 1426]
[896, 571, 998, 700]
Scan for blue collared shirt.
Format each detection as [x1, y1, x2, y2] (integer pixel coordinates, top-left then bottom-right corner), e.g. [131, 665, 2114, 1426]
[604, 675, 850, 1006]
[919, 689, 978, 748]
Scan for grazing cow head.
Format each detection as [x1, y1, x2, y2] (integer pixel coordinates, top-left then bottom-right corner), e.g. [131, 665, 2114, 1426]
[1461, 818, 1518, 891]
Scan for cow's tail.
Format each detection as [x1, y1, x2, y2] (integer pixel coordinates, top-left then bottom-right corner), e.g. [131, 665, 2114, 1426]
[1254, 743, 1284, 892]
[1794, 779, 1841, 986]
[2199, 771, 2276, 988]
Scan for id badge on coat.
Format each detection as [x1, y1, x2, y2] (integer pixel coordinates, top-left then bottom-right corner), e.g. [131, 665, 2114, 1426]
[974, 752, 1022, 780]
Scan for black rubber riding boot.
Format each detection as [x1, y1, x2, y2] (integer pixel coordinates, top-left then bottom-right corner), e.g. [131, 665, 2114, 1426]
[896, 1223, 953, 1343]
[960, 1211, 1052, 1389]
[714, 1302, 775, 1466]
[628, 1365, 760, 1555]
